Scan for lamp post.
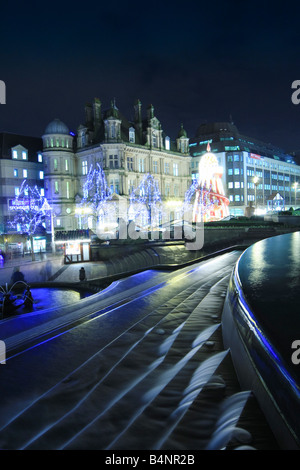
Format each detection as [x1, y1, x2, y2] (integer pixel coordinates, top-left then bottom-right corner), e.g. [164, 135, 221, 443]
[253, 176, 259, 212]
[294, 182, 298, 208]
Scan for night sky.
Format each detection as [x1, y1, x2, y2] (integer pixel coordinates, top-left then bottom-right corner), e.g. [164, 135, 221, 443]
[1, 0, 300, 153]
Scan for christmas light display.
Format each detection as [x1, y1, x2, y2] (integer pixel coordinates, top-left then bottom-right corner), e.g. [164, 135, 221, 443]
[129, 173, 163, 229]
[9, 180, 52, 260]
[77, 163, 113, 228]
[192, 144, 230, 222]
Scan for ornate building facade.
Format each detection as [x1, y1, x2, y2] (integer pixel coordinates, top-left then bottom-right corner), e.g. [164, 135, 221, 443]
[42, 99, 191, 232]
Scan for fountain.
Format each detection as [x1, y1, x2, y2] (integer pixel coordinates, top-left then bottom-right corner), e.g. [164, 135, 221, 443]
[0, 281, 34, 318]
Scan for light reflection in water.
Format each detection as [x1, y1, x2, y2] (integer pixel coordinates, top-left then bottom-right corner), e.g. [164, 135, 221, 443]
[237, 231, 300, 383]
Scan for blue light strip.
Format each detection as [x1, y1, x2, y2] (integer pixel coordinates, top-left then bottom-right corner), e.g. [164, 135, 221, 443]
[233, 257, 300, 396]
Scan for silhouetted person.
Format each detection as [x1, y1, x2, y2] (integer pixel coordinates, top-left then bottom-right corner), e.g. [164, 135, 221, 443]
[79, 267, 86, 281]
[11, 267, 25, 284]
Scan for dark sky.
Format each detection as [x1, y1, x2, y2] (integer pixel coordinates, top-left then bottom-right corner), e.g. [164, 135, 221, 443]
[1, 0, 300, 152]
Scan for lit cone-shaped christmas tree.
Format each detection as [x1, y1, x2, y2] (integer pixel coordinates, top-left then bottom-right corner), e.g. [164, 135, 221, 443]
[193, 143, 229, 222]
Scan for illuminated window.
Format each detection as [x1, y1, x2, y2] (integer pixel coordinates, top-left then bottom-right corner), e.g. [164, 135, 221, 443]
[129, 127, 135, 143]
[65, 159, 69, 171]
[138, 158, 145, 172]
[165, 136, 170, 150]
[22, 151, 27, 160]
[55, 181, 59, 193]
[173, 163, 178, 176]
[12, 150, 18, 159]
[40, 188, 45, 196]
[38, 153, 43, 162]
[66, 181, 70, 199]
[56, 218, 61, 226]
[15, 187, 20, 196]
[23, 169, 28, 178]
[39, 171, 44, 180]
[82, 160, 88, 175]
[54, 159, 58, 171]
[13, 169, 18, 177]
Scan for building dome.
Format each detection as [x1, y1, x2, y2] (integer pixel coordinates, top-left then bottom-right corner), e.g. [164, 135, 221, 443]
[44, 118, 70, 135]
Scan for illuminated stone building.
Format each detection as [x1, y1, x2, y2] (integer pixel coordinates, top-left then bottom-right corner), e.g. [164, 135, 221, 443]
[42, 99, 191, 231]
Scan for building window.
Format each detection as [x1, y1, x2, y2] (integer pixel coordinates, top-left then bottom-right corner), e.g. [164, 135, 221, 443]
[153, 160, 158, 174]
[127, 157, 134, 171]
[23, 169, 28, 178]
[164, 162, 170, 175]
[54, 181, 59, 193]
[39, 171, 44, 180]
[109, 155, 118, 169]
[56, 218, 61, 227]
[128, 179, 135, 194]
[228, 182, 233, 189]
[152, 132, 157, 148]
[173, 163, 179, 177]
[129, 127, 135, 143]
[66, 181, 70, 199]
[22, 151, 27, 160]
[174, 184, 179, 196]
[54, 159, 58, 171]
[138, 158, 145, 173]
[165, 136, 170, 150]
[13, 169, 18, 177]
[38, 153, 43, 162]
[65, 159, 69, 171]
[110, 179, 119, 194]
[228, 169, 233, 175]
[234, 168, 240, 175]
[165, 182, 170, 196]
[12, 150, 18, 159]
[82, 160, 88, 175]
[15, 187, 20, 196]
[40, 188, 45, 196]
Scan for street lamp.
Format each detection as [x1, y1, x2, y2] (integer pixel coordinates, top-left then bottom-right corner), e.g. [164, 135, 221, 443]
[253, 176, 259, 212]
[294, 182, 298, 208]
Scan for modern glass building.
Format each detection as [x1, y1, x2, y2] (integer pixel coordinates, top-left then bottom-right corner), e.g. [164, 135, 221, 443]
[189, 122, 300, 215]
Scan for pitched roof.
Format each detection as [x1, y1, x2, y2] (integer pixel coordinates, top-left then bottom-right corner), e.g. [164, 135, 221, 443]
[0, 132, 43, 161]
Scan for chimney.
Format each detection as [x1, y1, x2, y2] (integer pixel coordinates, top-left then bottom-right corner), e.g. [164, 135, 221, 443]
[93, 98, 101, 131]
[85, 103, 93, 127]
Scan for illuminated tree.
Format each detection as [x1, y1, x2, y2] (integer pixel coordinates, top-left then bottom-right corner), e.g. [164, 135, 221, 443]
[77, 163, 112, 228]
[9, 180, 52, 260]
[129, 173, 163, 229]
